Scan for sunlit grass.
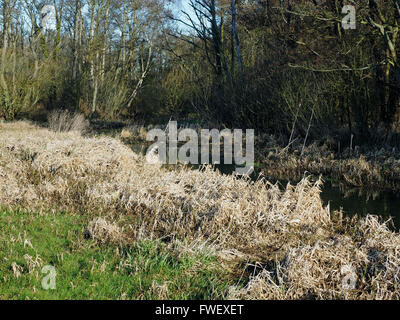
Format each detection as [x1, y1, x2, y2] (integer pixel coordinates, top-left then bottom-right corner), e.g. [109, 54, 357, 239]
[0, 208, 233, 300]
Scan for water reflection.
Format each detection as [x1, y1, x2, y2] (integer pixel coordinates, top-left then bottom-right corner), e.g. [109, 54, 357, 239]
[320, 182, 400, 231]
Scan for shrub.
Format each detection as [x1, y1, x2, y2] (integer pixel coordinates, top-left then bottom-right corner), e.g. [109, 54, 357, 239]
[48, 109, 89, 133]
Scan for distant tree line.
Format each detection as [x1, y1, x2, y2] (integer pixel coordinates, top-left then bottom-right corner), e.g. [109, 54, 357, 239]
[1, 0, 400, 142]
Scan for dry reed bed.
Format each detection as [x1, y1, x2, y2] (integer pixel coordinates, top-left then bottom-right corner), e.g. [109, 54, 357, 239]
[1, 122, 400, 299]
[120, 126, 400, 190]
[258, 136, 400, 190]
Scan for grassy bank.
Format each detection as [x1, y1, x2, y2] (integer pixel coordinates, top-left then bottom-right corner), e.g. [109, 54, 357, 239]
[1, 121, 400, 299]
[0, 208, 232, 299]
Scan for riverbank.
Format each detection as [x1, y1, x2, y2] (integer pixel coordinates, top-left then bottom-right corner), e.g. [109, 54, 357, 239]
[1, 121, 400, 299]
[256, 134, 400, 191]
[116, 123, 400, 191]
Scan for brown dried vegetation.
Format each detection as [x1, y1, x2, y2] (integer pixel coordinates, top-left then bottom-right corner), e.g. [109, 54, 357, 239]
[1, 122, 400, 299]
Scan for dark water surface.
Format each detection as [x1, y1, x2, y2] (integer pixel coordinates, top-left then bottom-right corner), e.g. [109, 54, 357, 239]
[320, 182, 400, 230]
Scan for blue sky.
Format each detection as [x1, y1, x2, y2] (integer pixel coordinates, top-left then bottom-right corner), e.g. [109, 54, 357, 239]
[171, 0, 203, 33]
[41, 0, 196, 32]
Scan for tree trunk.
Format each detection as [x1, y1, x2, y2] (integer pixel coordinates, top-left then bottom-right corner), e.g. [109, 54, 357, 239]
[231, 0, 242, 75]
[101, 0, 111, 84]
[73, 0, 82, 82]
[1, 0, 10, 106]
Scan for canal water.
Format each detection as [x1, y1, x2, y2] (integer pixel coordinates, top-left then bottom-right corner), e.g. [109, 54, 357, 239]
[320, 182, 400, 230]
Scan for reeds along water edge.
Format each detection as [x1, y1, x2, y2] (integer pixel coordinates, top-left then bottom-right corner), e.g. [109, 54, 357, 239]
[1, 121, 400, 299]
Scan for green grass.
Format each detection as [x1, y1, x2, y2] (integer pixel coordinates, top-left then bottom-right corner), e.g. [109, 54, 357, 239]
[0, 208, 234, 300]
